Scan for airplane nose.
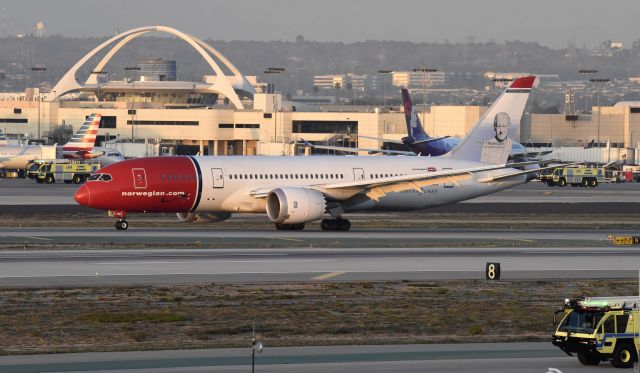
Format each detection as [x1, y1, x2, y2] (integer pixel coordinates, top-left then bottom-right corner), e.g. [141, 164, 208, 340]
[74, 184, 91, 206]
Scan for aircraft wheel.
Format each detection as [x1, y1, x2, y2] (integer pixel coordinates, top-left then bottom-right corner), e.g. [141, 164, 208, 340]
[337, 219, 351, 231]
[115, 220, 129, 230]
[275, 223, 291, 230]
[321, 219, 338, 231]
[291, 223, 305, 231]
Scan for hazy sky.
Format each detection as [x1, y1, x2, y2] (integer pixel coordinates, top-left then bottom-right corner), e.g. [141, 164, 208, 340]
[1, 0, 638, 48]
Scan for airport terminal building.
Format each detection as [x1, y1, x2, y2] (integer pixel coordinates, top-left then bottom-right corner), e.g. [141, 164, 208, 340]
[1, 26, 639, 163]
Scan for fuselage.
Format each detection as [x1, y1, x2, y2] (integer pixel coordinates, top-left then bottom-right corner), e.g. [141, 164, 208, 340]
[76, 155, 526, 215]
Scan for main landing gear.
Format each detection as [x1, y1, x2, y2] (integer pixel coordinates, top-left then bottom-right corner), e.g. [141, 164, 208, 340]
[320, 218, 351, 231]
[115, 219, 129, 230]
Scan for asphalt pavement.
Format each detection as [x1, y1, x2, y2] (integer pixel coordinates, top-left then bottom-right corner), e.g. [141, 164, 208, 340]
[0, 246, 637, 286]
[0, 342, 616, 373]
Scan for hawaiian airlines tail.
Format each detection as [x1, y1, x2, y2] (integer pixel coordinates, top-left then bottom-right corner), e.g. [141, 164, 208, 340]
[0, 128, 7, 146]
[448, 76, 535, 164]
[401, 89, 430, 141]
[63, 114, 103, 159]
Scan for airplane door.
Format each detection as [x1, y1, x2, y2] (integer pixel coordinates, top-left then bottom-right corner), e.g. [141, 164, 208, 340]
[132, 168, 147, 189]
[353, 168, 365, 181]
[442, 167, 454, 188]
[211, 168, 224, 188]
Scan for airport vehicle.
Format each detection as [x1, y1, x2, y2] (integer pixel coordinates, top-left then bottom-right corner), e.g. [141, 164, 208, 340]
[75, 76, 564, 231]
[552, 296, 639, 368]
[542, 166, 604, 187]
[0, 128, 7, 146]
[0, 114, 103, 173]
[28, 159, 101, 184]
[301, 88, 551, 161]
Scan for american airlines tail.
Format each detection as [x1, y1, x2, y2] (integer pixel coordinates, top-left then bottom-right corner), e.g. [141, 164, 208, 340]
[401, 88, 430, 140]
[448, 76, 535, 164]
[63, 114, 102, 159]
[0, 128, 7, 146]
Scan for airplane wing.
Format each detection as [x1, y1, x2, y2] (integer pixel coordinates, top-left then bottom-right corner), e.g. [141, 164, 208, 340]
[411, 136, 451, 144]
[319, 159, 564, 201]
[298, 139, 415, 156]
[478, 162, 581, 183]
[357, 135, 404, 144]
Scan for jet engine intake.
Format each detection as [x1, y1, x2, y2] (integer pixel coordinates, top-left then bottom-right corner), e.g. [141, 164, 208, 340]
[266, 187, 326, 224]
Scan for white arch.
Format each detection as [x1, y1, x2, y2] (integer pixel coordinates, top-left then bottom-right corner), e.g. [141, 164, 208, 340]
[47, 25, 254, 109]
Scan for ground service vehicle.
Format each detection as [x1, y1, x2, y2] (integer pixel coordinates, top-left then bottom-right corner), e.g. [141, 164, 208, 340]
[33, 161, 100, 184]
[552, 296, 639, 368]
[542, 166, 604, 187]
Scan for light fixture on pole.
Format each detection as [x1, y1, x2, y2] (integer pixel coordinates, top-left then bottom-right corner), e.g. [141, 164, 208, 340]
[251, 322, 263, 373]
[579, 69, 597, 113]
[412, 68, 438, 133]
[31, 65, 47, 141]
[589, 77, 610, 147]
[377, 69, 392, 107]
[124, 66, 141, 141]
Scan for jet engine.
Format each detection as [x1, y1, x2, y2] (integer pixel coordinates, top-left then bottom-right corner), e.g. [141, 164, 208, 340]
[176, 212, 232, 223]
[266, 187, 326, 224]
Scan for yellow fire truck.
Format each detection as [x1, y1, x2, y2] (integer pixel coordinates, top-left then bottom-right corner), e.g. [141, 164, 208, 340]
[541, 166, 605, 187]
[30, 160, 100, 184]
[552, 296, 639, 368]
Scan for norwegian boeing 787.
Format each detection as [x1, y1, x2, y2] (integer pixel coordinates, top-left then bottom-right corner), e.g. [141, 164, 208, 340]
[75, 76, 553, 231]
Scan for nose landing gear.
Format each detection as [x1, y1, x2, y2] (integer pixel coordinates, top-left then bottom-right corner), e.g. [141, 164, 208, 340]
[110, 210, 128, 231]
[115, 219, 129, 230]
[320, 218, 351, 231]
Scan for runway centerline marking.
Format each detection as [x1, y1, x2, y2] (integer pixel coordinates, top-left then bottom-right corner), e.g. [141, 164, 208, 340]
[312, 271, 346, 280]
[24, 236, 53, 241]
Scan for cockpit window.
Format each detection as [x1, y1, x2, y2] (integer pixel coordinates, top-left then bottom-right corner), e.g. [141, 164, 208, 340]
[88, 173, 112, 182]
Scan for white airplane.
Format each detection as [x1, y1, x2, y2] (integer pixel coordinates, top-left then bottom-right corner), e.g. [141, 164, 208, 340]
[75, 76, 562, 231]
[0, 128, 7, 146]
[0, 114, 103, 171]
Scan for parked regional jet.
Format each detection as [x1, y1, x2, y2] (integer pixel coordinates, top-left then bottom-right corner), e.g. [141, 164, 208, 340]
[75, 76, 564, 231]
[0, 114, 103, 171]
[303, 88, 550, 160]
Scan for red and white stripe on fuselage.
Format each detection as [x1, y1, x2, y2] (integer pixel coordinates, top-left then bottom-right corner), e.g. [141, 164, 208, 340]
[62, 114, 102, 159]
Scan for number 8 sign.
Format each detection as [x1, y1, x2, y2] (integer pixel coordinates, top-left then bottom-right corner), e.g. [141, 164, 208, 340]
[486, 262, 501, 281]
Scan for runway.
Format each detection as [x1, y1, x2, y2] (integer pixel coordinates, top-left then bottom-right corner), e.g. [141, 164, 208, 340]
[0, 343, 615, 372]
[0, 245, 637, 286]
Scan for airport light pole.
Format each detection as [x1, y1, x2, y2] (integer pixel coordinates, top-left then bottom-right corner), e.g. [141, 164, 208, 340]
[31, 65, 46, 141]
[251, 322, 263, 373]
[378, 69, 392, 107]
[264, 68, 285, 145]
[579, 69, 597, 113]
[413, 68, 438, 133]
[124, 66, 140, 141]
[589, 78, 609, 147]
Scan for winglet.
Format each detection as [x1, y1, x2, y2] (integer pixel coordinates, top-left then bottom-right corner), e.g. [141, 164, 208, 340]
[509, 76, 536, 89]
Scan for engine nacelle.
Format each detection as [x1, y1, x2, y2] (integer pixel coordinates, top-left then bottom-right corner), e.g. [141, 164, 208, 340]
[176, 212, 232, 223]
[266, 187, 326, 224]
